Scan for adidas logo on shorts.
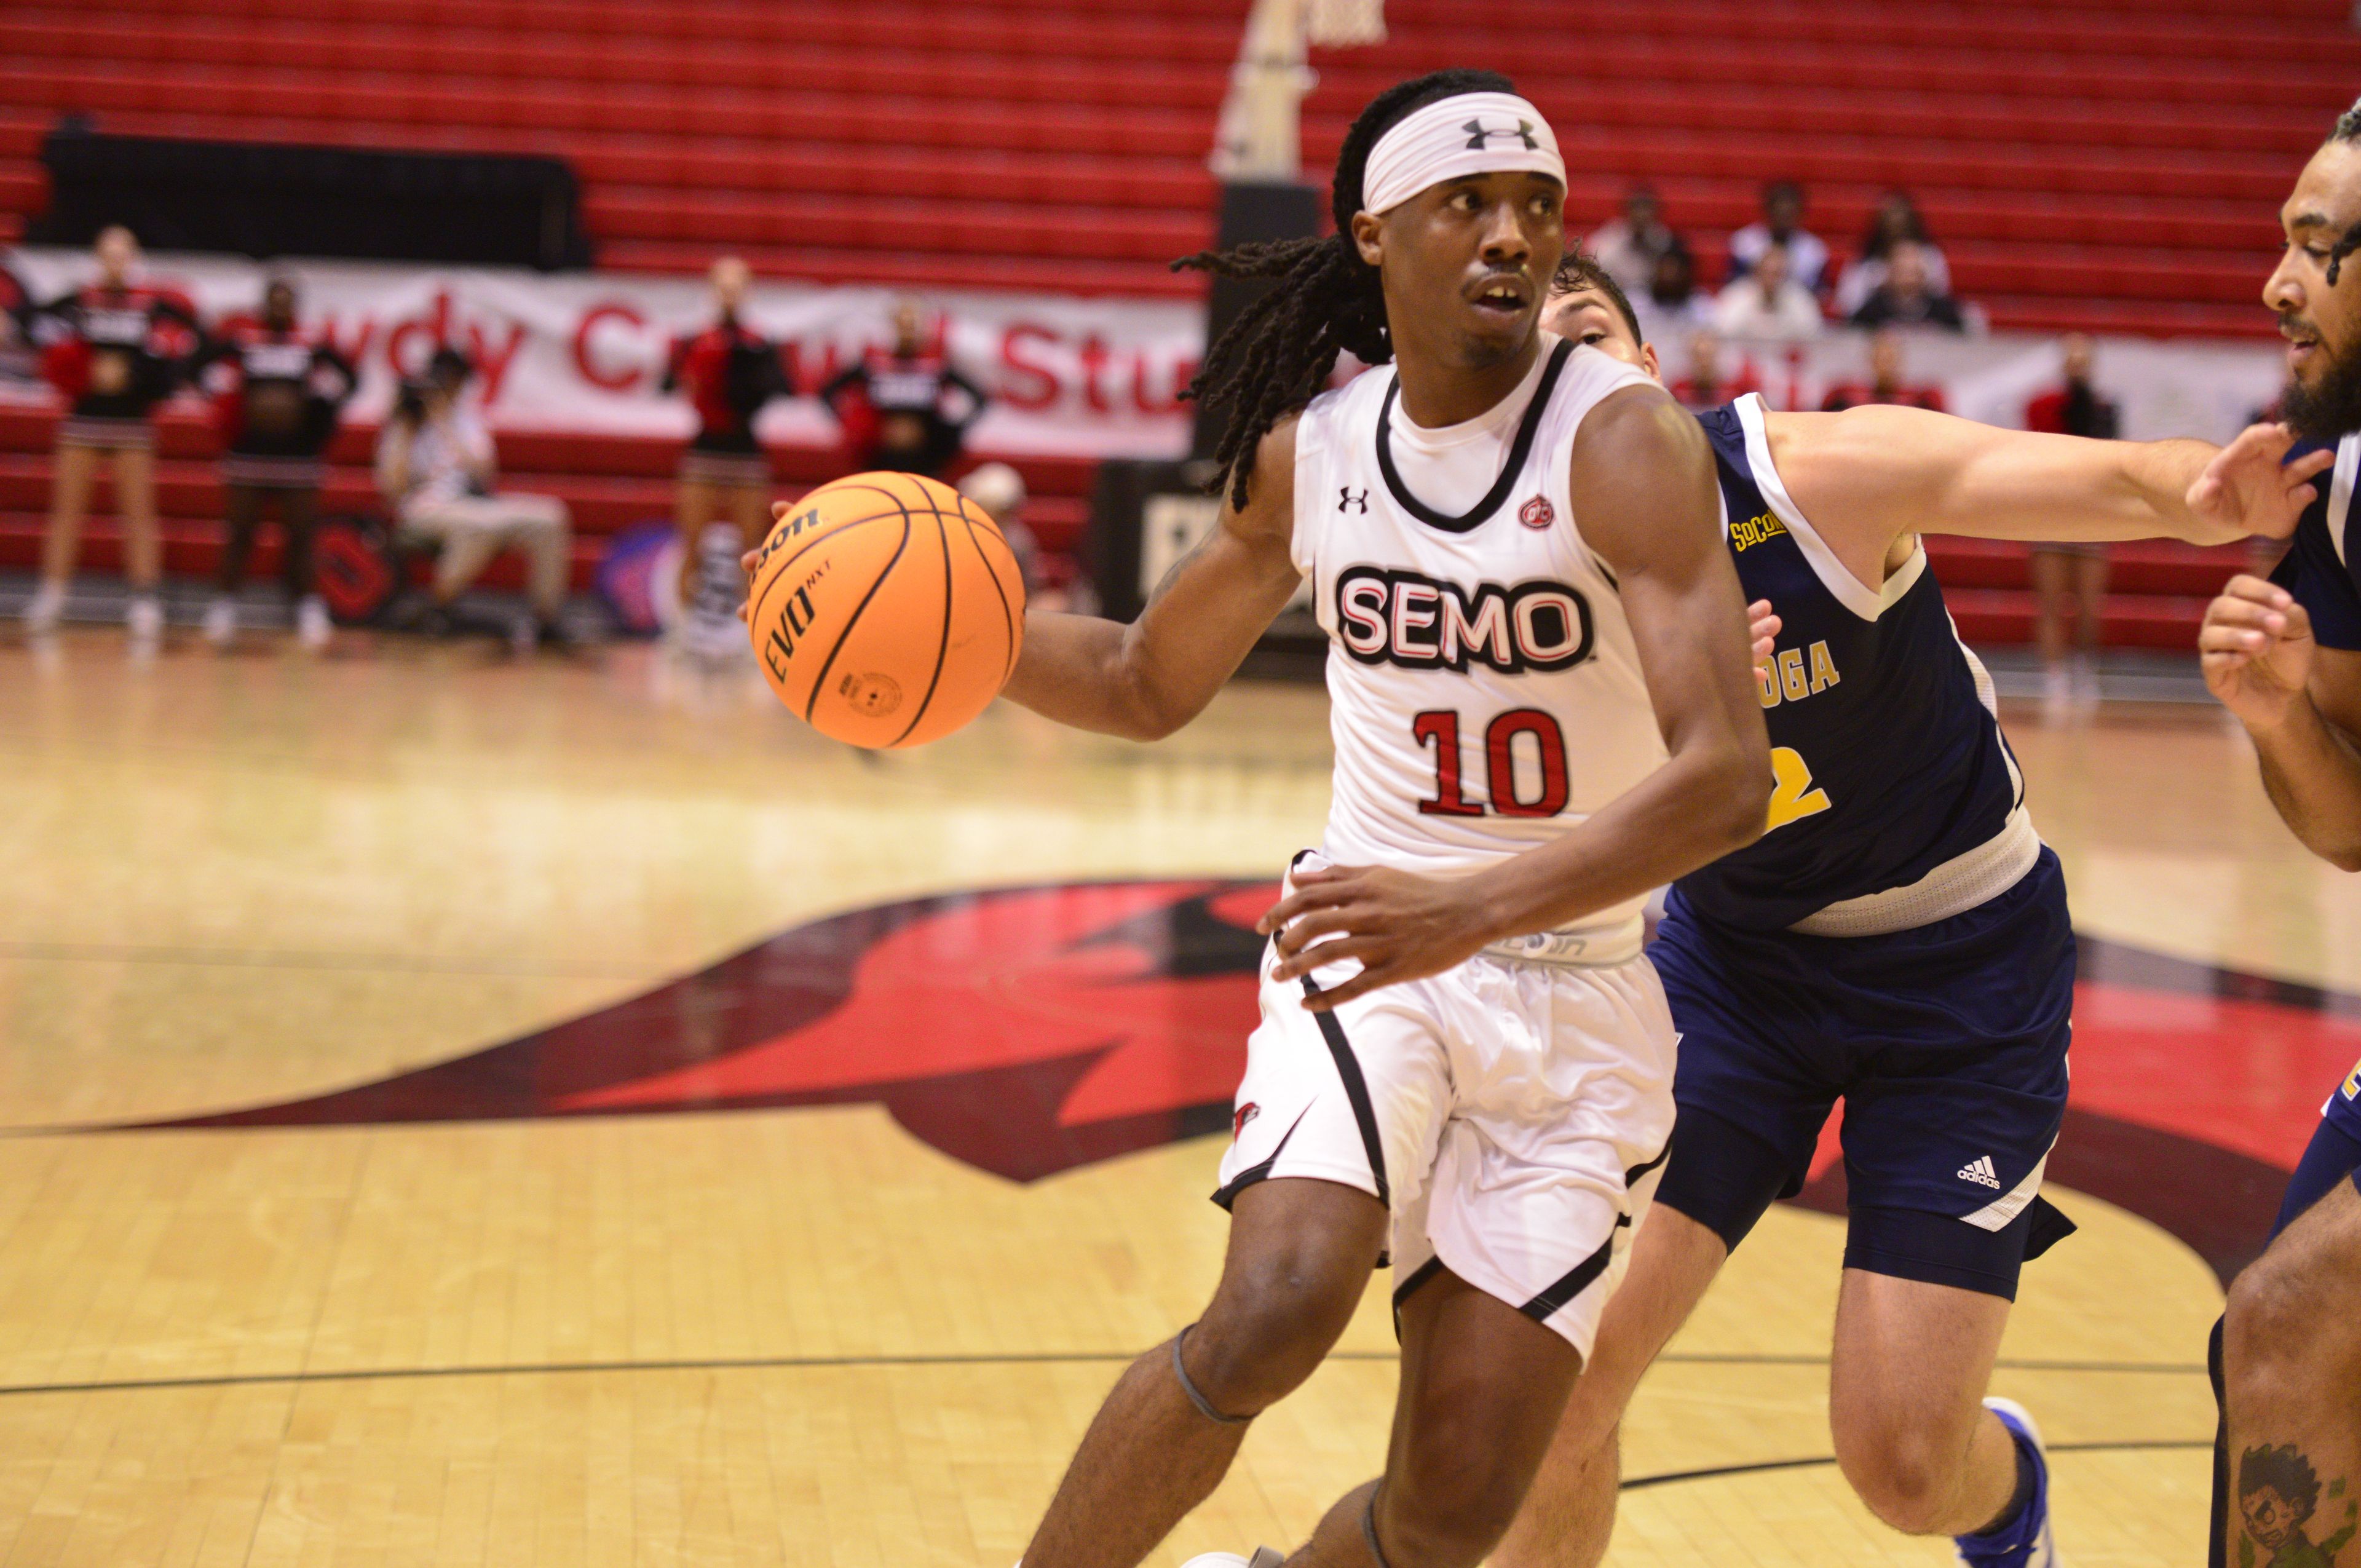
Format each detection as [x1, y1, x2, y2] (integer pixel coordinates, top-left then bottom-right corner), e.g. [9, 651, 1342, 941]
[1956, 1155, 2003, 1190]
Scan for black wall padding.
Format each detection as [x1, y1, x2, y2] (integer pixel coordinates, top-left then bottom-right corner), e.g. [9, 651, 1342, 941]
[32, 127, 594, 271]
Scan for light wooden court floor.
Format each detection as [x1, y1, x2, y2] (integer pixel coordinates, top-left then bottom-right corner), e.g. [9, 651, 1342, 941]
[2, 629, 2359, 1568]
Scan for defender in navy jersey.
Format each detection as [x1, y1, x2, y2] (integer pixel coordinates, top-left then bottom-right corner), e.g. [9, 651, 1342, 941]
[1495, 259, 2324, 1568]
[2198, 97, 2361, 1568]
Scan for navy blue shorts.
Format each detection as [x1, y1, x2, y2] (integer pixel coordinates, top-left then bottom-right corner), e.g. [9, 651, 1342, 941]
[2270, 1062, 2361, 1240]
[1650, 847, 2077, 1300]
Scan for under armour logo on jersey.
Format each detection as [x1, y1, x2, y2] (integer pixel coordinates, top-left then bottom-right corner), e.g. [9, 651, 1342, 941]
[1956, 1155, 2003, 1190]
[1463, 117, 1541, 151]
[1339, 486, 1369, 513]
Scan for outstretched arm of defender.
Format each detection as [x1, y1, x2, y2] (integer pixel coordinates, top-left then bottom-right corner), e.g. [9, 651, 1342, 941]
[1771, 411, 2333, 564]
[2203, 576, 2361, 871]
[1000, 422, 1304, 741]
[1265, 387, 1771, 1007]
[1473, 386, 1774, 928]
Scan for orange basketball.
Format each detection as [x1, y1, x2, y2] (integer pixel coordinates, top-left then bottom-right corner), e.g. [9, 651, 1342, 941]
[746, 471, 1027, 748]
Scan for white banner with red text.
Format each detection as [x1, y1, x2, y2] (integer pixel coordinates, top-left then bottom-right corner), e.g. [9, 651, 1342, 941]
[3, 248, 2288, 455]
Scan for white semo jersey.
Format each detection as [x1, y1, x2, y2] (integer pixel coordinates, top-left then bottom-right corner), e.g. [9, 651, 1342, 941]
[1292, 335, 1669, 957]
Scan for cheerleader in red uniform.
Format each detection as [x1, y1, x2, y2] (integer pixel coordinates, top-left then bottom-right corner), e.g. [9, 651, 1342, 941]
[26, 227, 199, 641]
[660, 257, 788, 600]
[196, 277, 357, 650]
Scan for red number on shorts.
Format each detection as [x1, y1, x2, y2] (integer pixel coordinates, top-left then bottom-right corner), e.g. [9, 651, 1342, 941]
[1412, 710, 1485, 816]
[1412, 709, 1570, 818]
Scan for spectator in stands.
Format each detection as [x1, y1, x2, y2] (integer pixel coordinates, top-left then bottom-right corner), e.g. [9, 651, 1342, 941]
[23, 226, 199, 644]
[199, 278, 357, 652]
[821, 300, 988, 477]
[1834, 189, 1953, 319]
[1584, 184, 1679, 298]
[1631, 242, 1715, 345]
[2023, 333, 2121, 713]
[662, 256, 788, 607]
[1728, 179, 1830, 295]
[1669, 328, 1762, 412]
[1714, 242, 1823, 339]
[1849, 240, 1968, 332]
[957, 461, 1063, 610]
[375, 346, 574, 648]
[1819, 328, 1946, 411]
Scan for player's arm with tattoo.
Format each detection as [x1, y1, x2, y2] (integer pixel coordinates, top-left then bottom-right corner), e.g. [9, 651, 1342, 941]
[999, 422, 1303, 741]
[1264, 386, 1772, 1008]
[1768, 410, 2334, 584]
[2202, 577, 2361, 871]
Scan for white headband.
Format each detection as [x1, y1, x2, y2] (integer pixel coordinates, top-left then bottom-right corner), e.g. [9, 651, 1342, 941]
[1360, 91, 1566, 217]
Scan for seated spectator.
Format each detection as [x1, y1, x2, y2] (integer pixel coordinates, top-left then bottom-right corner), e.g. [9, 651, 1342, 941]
[1727, 180, 1830, 295]
[1819, 328, 1946, 411]
[1631, 242, 1716, 344]
[1669, 328, 1763, 412]
[375, 346, 575, 647]
[2022, 333, 2120, 715]
[957, 461, 1065, 611]
[1849, 241, 1967, 332]
[1585, 184, 1680, 298]
[1835, 189, 1953, 319]
[1714, 242, 1822, 339]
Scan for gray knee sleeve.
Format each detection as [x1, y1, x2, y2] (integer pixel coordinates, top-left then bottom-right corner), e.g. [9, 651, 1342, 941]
[1362, 1486, 1396, 1568]
[1171, 1325, 1252, 1426]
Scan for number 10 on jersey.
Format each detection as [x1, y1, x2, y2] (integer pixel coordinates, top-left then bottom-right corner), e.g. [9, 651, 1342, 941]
[1413, 710, 1570, 818]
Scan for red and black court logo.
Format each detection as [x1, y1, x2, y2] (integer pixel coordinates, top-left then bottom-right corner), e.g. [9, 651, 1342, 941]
[1518, 495, 1556, 531]
[156, 880, 2361, 1286]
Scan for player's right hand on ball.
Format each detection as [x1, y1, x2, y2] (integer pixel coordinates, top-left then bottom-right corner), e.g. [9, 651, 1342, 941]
[2201, 574, 2314, 731]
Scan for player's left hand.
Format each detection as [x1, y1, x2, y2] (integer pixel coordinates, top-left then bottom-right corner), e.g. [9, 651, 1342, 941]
[2186, 422, 2335, 543]
[1259, 864, 1494, 1008]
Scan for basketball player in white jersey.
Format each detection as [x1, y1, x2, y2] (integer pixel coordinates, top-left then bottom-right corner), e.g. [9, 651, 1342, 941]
[992, 71, 1770, 1568]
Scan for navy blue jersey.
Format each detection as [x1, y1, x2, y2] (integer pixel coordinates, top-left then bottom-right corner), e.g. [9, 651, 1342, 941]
[1674, 396, 2028, 932]
[2272, 435, 2361, 649]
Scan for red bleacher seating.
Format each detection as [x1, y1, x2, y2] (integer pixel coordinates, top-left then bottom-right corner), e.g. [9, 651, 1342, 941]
[0, 0, 2343, 641]
[0, 0, 2343, 329]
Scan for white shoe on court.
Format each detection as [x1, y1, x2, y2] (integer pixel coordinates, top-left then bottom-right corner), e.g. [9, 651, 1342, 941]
[1954, 1398, 2063, 1567]
[296, 595, 332, 651]
[204, 597, 236, 647]
[1180, 1550, 1284, 1568]
[23, 580, 63, 634]
[127, 595, 164, 644]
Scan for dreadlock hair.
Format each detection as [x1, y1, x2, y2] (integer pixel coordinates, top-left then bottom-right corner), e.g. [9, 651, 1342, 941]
[1174, 68, 1519, 509]
[2325, 96, 2361, 285]
[1548, 252, 1645, 344]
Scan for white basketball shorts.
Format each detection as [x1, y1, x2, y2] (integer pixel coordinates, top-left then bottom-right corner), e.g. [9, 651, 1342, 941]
[1212, 858, 1680, 1360]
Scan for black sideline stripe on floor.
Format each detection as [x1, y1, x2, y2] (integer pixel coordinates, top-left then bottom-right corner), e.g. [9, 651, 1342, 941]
[0, 1350, 2212, 1400]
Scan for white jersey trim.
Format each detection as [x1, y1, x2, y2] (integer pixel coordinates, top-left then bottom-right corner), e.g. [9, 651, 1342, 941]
[2331, 434, 2359, 571]
[1734, 393, 1926, 623]
[1787, 801, 2040, 938]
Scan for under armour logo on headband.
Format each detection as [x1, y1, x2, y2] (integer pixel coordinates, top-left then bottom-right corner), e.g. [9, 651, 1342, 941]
[1463, 119, 1540, 152]
[1362, 91, 1565, 215]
